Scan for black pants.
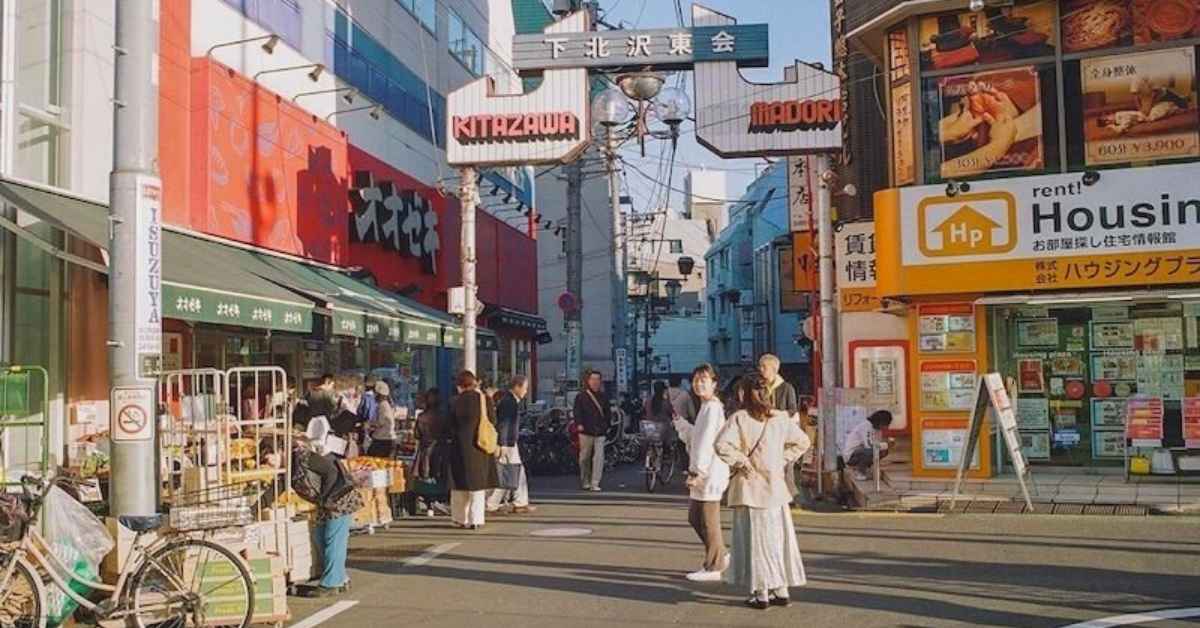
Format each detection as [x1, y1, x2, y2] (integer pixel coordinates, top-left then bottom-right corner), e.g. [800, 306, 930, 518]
[366, 439, 396, 458]
[846, 447, 888, 472]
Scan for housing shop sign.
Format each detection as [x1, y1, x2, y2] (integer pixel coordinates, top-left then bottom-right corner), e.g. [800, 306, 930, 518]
[874, 162, 1200, 295]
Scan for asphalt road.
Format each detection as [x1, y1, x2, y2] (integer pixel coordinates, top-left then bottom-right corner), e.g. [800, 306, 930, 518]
[286, 465, 1200, 628]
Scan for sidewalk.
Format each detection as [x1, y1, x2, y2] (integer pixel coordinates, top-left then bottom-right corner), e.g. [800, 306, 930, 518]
[855, 468, 1200, 514]
[842, 436, 1200, 514]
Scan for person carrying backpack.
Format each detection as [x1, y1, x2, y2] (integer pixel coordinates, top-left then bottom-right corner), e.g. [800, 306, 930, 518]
[292, 439, 363, 597]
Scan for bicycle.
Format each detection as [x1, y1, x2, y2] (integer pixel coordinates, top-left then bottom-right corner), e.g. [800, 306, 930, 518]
[640, 420, 679, 493]
[0, 475, 255, 628]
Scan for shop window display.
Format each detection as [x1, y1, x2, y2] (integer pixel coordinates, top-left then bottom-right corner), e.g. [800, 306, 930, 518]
[993, 301, 1198, 466]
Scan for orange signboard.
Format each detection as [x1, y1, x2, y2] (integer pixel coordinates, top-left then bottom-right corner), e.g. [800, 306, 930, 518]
[874, 163, 1200, 296]
[792, 232, 817, 292]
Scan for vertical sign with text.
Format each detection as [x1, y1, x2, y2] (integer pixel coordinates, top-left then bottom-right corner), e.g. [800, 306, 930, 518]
[787, 155, 816, 232]
[136, 176, 163, 378]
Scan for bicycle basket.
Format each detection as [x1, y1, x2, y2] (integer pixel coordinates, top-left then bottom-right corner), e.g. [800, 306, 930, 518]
[166, 482, 258, 531]
[639, 420, 664, 442]
[0, 493, 30, 543]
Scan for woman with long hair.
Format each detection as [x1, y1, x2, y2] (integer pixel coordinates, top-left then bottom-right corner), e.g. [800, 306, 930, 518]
[448, 371, 499, 529]
[673, 364, 731, 582]
[715, 373, 810, 609]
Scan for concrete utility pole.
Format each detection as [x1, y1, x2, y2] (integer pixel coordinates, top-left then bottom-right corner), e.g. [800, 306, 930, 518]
[564, 159, 584, 386]
[606, 130, 627, 394]
[461, 167, 479, 374]
[109, 0, 162, 517]
[816, 154, 839, 495]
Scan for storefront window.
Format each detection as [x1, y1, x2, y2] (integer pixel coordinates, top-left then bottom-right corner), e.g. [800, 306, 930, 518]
[6, 219, 64, 474]
[992, 300, 1196, 466]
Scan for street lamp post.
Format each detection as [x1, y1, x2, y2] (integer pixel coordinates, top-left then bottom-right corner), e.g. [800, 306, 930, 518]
[592, 80, 690, 397]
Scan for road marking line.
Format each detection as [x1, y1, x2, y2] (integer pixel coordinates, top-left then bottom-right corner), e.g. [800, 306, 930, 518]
[1062, 607, 1200, 627]
[403, 542, 461, 567]
[290, 600, 358, 628]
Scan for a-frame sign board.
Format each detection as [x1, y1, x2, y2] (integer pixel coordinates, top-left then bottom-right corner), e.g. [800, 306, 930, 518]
[950, 373, 1036, 512]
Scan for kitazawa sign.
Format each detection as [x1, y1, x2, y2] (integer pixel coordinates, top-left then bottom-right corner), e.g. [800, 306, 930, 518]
[874, 162, 1200, 296]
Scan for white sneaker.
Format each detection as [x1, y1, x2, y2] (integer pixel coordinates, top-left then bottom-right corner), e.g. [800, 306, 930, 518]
[853, 471, 870, 482]
[720, 553, 731, 572]
[686, 569, 723, 582]
[588, 486, 602, 492]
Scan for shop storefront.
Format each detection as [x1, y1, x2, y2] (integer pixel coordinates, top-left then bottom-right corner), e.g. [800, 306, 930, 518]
[486, 306, 546, 393]
[855, 0, 1200, 477]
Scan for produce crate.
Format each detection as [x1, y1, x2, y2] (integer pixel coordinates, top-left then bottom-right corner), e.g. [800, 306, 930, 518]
[199, 554, 289, 626]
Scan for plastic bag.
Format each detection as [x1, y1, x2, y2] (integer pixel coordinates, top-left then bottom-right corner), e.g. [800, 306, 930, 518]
[42, 485, 114, 627]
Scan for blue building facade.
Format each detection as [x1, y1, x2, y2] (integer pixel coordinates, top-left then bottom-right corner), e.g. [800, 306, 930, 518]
[705, 163, 811, 390]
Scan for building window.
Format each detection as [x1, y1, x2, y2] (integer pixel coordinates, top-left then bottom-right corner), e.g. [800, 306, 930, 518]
[410, 0, 437, 34]
[448, 10, 484, 76]
[668, 240, 684, 254]
[12, 0, 69, 186]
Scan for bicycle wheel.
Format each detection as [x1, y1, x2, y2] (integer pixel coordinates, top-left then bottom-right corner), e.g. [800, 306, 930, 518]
[0, 555, 46, 628]
[644, 447, 660, 493]
[130, 539, 254, 628]
[661, 444, 679, 486]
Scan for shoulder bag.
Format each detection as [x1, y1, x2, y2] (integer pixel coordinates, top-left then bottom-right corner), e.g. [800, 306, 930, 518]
[474, 390, 499, 455]
[731, 414, 771, 480]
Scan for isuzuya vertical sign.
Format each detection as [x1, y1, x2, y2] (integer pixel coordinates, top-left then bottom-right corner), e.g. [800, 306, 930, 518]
[448, 4, 843, 168]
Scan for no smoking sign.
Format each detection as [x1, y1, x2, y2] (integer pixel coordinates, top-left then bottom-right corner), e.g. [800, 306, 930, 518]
[111, 386, 155, 442]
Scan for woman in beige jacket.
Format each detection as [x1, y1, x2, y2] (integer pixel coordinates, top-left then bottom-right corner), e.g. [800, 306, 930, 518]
[715, 373, 811, 610]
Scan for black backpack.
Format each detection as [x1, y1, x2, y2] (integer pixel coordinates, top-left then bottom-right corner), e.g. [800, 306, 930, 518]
[290, 446, 325, 506]
[291, 446, 355, 509]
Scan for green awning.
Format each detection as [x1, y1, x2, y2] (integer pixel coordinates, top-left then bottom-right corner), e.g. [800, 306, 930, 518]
[243, 253, 455, 344]
[0, 177, 454, 341]
[0, 179, 317, 334]
[443, 328, 464, 349]
[0, 177, 109, 245]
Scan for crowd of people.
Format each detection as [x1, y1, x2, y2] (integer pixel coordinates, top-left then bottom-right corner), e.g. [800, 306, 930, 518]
[289, 352, 891, 610]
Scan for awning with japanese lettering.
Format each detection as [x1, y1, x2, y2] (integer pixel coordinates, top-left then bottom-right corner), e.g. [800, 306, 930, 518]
[162, 233, 315, 332]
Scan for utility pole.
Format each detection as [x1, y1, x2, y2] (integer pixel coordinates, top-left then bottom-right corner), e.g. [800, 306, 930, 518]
[564, 159, 584, 386]
[109, 0, 162, 517]
[606, 130, 627, 395]
[815, 154, 839, 496]
[461, 167, 479, 373]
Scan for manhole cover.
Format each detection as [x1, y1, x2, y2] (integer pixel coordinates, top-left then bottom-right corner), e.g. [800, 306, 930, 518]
[529, 527, 593, 538]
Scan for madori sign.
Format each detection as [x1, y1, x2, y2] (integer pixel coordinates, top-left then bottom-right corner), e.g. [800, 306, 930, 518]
[692, 5, 843, 158]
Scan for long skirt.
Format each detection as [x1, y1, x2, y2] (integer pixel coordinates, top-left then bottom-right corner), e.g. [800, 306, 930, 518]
[725, 505, 806, 592]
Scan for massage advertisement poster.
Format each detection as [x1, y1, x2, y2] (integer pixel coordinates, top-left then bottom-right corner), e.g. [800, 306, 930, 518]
[1081, 47, 1199, 166]
[936, 67, 1045, 178]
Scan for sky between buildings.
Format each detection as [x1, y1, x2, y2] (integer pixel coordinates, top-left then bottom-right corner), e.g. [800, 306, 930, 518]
[600, 0, 834, 213]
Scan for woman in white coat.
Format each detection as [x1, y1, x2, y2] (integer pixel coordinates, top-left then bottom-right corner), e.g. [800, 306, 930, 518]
[673, 363, 731, 582]
[715, 373, 810, 609]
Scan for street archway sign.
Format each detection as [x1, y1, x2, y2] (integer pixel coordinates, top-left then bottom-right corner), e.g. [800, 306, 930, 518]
[446, 11, 593, 167]
[447, 4, 843, 168]
[692, 5, 843, 158]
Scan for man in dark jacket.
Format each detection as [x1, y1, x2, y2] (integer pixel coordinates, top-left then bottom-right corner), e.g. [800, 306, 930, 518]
[487, 376, 535, 514]
[572, 369, 611, 491]
[758, 354, 799, 417]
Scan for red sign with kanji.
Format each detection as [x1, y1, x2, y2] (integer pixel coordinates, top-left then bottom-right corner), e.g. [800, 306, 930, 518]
[1183, 397, 1200, 446]
[1125, 397, 1164, 442]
